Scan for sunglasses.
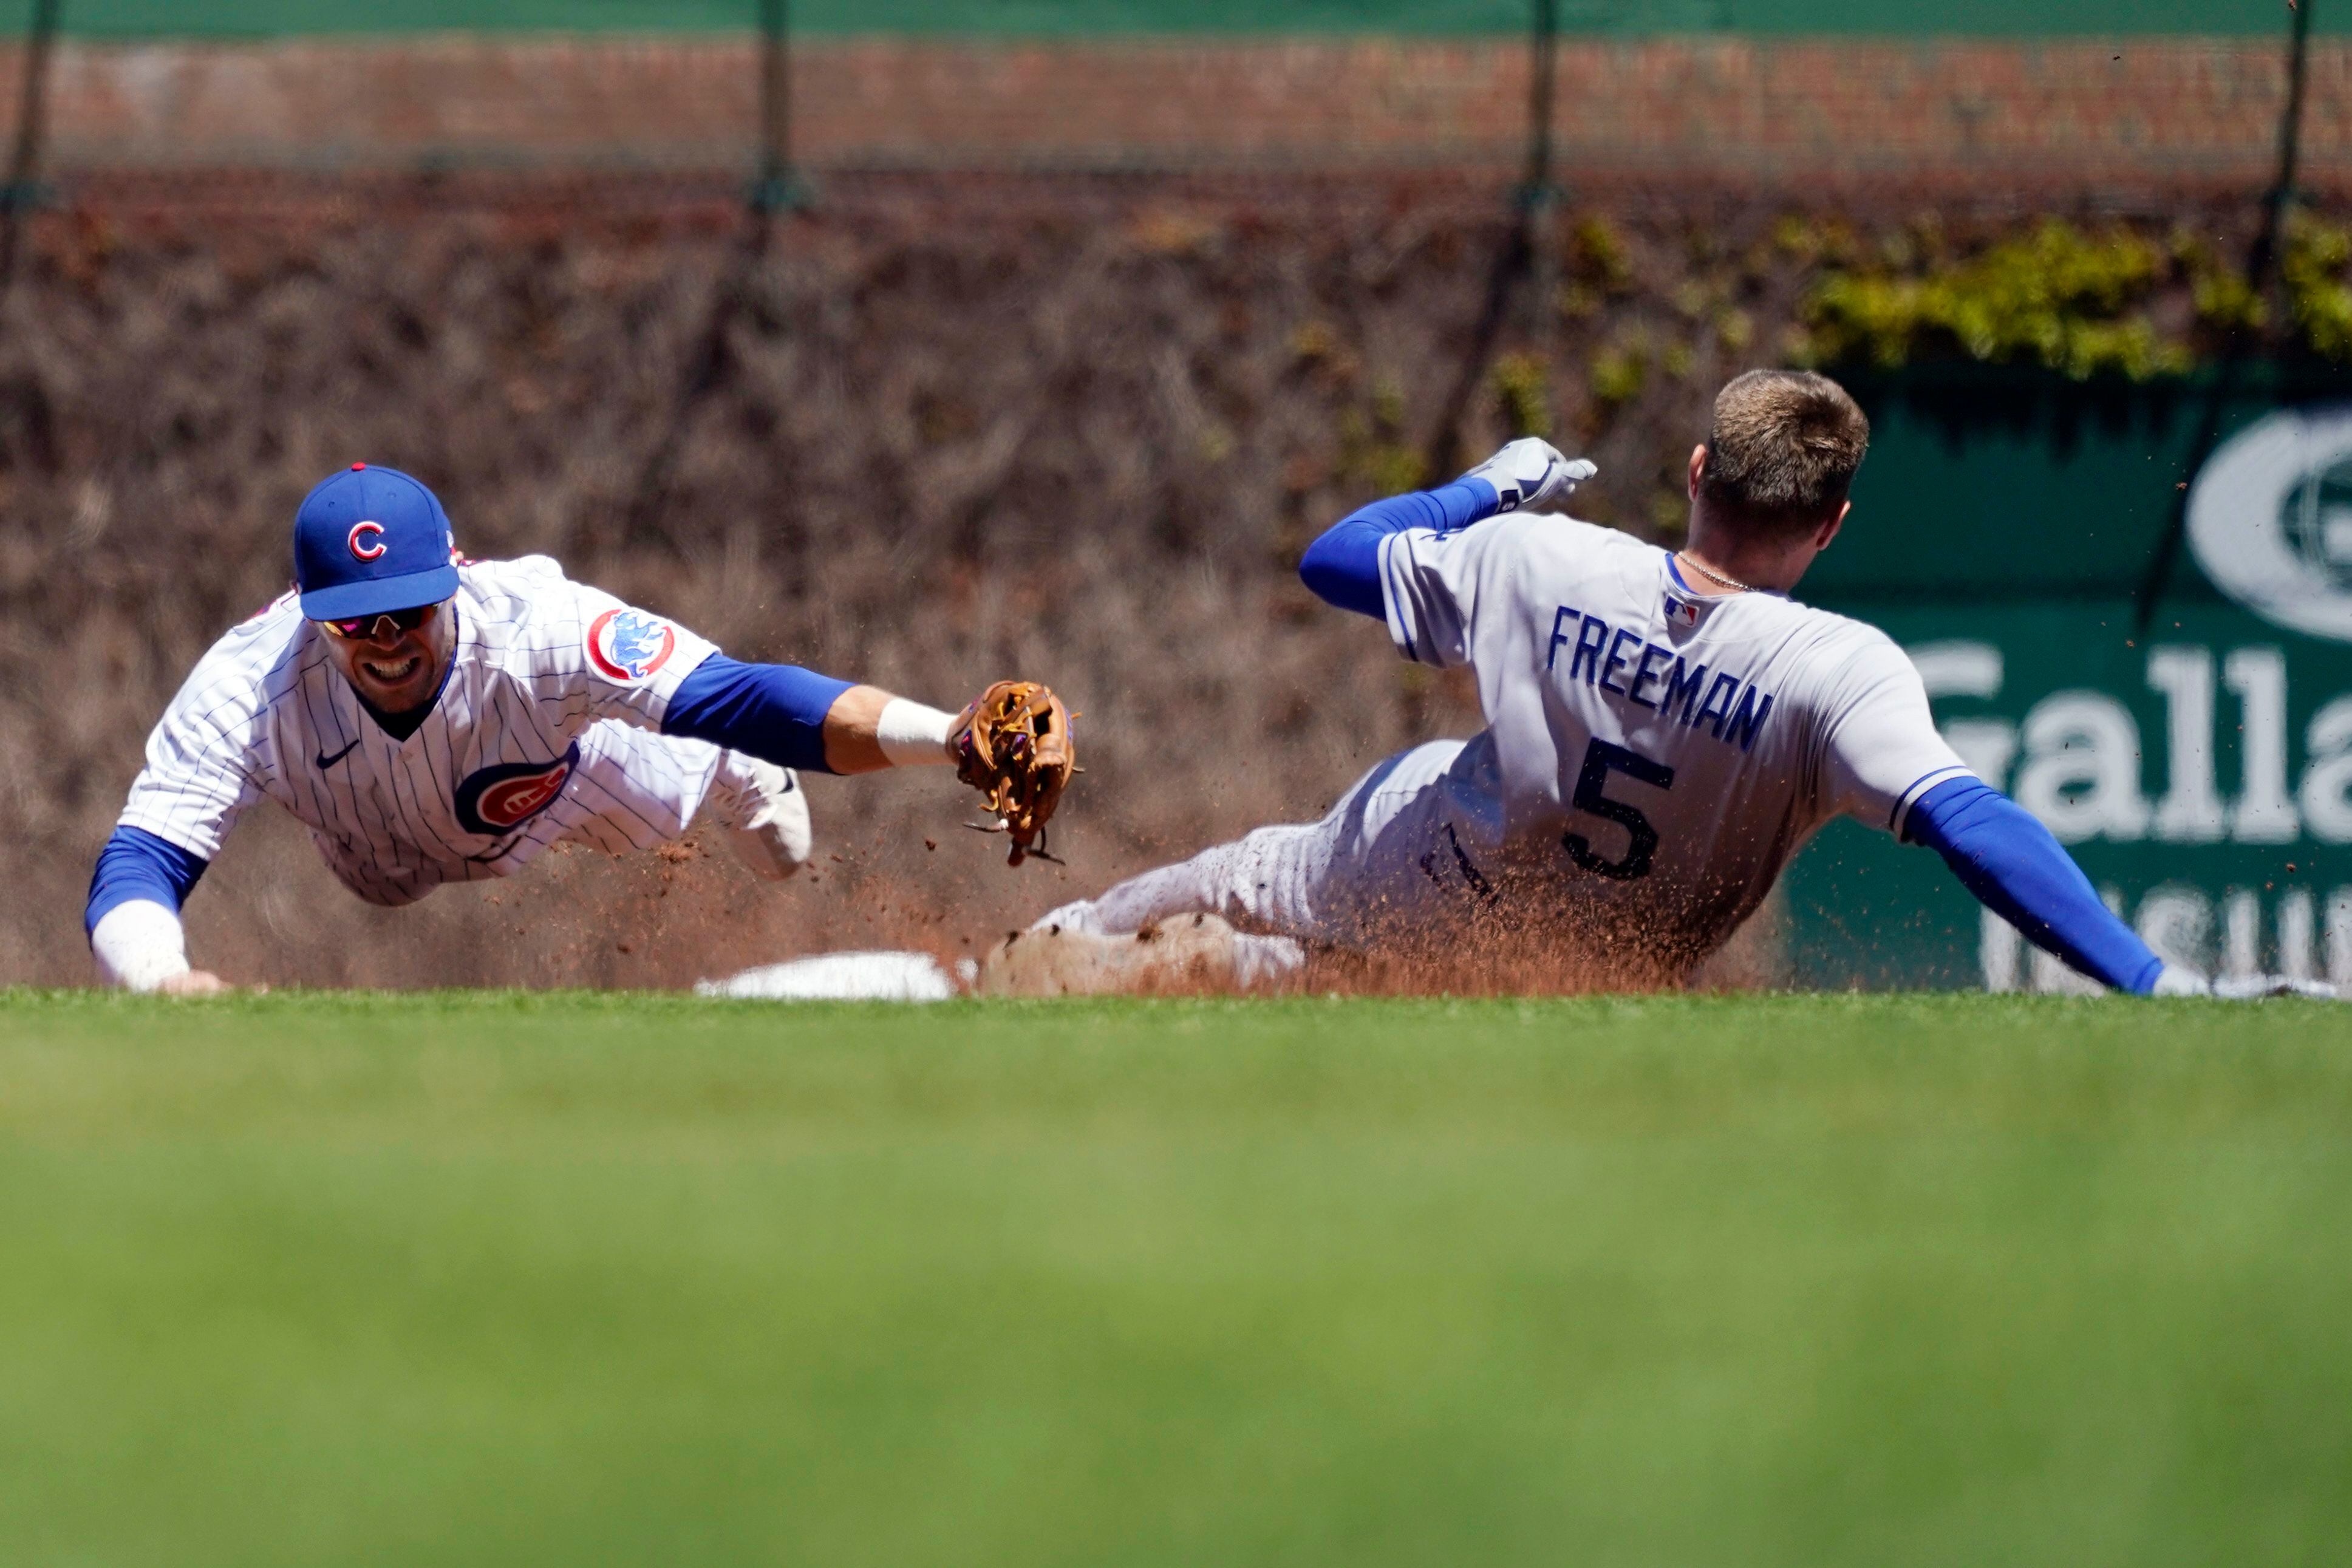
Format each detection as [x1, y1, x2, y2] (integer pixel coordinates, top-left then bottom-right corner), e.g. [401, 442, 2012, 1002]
[317, 603, 440, 641]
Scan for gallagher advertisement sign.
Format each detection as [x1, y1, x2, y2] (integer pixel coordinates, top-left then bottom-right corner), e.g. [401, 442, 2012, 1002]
[1781, 367, 2352, 990]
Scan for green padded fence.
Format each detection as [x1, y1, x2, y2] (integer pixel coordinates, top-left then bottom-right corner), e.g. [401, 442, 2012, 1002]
[4, 0, 2342, 39]
[1785, 366, 2352, 991]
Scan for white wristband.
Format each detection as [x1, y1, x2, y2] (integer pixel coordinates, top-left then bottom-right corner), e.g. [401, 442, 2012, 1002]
[876, 698, 956, 768]
[90, 899, 192, 992]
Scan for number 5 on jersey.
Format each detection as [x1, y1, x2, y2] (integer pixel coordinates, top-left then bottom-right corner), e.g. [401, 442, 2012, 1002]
[1563, 738, 1675, 881]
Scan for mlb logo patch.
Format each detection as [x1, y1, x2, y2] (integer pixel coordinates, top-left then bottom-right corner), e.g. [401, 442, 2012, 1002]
[587, 608, 678, 684]
[1665, 592, 1706, 629]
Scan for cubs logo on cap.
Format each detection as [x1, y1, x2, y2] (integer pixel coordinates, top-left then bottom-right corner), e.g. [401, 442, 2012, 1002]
[453, 743, 580, 837]
[293, 463, 461, 621]
[587, 608, 677, 684]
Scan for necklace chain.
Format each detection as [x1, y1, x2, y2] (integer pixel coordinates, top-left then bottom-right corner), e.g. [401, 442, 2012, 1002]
[1677, 553, 1755, 594]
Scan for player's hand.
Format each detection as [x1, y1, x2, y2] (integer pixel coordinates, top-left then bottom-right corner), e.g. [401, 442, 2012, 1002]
[2211, 973, 2339, 1000]
[2152, 964, 2339, 1000]
[1459, 438, 1596, 516]
[155, 969, 234, 997]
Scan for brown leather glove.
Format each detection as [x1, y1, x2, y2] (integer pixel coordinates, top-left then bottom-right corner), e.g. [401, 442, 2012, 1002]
[949, 680, 1075, 866]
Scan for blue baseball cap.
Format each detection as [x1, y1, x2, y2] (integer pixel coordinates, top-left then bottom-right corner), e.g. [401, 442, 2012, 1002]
[293, 463, 461, 621]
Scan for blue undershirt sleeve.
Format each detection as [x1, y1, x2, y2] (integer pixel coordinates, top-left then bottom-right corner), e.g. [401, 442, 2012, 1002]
[1298, 478, 1501, 619]
[1903, 775, 2166, 995]
[86, 825, 209, 936]
[661, 653, 854, 774]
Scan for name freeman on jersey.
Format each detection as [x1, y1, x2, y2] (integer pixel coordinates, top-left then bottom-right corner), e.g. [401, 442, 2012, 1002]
[1546, 604, 1776, 753]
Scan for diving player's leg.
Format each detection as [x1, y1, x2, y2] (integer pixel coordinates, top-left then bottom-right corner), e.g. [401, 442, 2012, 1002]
[703, 749, 813, 881]
[539, 722, 716, 857]
[548, 724, 813, 880]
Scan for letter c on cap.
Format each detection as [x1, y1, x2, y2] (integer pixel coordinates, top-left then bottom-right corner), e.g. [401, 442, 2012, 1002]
[348, 521, 386, 561]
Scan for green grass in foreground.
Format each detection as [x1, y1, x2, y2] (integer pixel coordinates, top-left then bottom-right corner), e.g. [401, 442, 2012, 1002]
[1, 990, 2348, 1567]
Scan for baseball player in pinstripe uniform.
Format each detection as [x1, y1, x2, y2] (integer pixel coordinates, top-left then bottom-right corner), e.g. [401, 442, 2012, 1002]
[87, 463, 1026, 993]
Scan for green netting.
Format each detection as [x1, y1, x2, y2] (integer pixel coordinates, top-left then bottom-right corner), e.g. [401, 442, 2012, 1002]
[4, 0, 2339, 40]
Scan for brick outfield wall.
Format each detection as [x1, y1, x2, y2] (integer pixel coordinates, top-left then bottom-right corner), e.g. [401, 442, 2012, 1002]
[0, 36, 2343, 193]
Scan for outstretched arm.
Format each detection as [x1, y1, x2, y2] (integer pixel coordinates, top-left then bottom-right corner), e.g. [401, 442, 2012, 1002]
[1903, 776, 2192, 995]
[1821, 635, 2198, 997]
[1298, 440, 1595, 618]
[661, 656, 957, 776]
[663, 658, 1075, 862]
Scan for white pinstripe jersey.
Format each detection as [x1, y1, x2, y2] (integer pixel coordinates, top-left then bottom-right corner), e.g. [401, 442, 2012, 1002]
[1379, 514, 1970, 955]
[117, 556, 721, 907]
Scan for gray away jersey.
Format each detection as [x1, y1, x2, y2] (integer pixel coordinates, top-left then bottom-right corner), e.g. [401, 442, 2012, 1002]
[118, 556, 723, 907]
[1379, 513, 1970, 963]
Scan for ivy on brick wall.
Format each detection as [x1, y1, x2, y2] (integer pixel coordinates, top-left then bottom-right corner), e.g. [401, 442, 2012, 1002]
[1328, 206, 2352, 542]
[1785, 214, 2352, 380]
[2285, 221, 2352, 361]
[1794, 220, 2184, 380]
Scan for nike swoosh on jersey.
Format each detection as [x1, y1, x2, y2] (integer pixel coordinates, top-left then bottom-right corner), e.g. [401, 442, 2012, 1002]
[315, 738, 361, 769]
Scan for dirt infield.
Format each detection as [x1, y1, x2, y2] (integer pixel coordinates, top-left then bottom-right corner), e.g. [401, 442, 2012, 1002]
[0, 172, 2284, 988]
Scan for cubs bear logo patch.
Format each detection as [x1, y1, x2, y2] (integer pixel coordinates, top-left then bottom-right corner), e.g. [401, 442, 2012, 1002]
[454, 742, 580, 837]
[587, 608, 677, 684]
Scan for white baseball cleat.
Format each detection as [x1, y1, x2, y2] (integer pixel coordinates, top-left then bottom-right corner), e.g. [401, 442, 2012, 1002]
[1458, 437, 1597, 516]
[712, 751, 813, 881]
[975, 911, 1305, 997]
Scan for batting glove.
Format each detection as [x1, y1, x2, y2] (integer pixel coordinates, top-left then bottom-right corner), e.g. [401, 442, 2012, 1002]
[2151, 964, 2339, 1000]
[1460, 438, 1597, 516]
[2211, 973, 2340, 1000]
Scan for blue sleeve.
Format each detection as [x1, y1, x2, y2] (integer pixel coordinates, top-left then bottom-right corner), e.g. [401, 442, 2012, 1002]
[86, 826, 208, 937]
[1298, 478, 1501, 620]
[662, 653, 854, 774]
[1904, 776, 2165, 995]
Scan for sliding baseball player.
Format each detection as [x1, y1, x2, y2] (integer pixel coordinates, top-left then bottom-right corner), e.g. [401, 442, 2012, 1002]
[1003, 370, 2275, 997]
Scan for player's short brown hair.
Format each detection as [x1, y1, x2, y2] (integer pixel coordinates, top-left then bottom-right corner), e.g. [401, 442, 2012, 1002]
[1698, 370, 1870, 535]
